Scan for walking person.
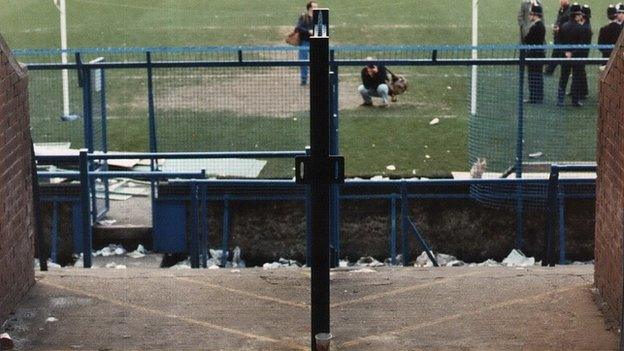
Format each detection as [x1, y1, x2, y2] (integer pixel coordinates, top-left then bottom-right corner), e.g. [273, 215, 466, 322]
[358, 58, 391, 107]
[545, 0, 571, 75]
[523, 4, 546, 103]
[557, 3, 586, 106]
[295, 1, 318, 86]
[598, 5, 621, 58]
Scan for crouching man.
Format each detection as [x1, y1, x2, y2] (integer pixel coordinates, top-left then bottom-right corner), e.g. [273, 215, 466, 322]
[358, 58, 390, 107]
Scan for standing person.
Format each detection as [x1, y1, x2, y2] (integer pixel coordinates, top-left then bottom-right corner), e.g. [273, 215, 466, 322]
[598, 5, 621, 58]
[545, 0, 571, 75]
[557, 3, 585, 106]
[523, 4, 546, 103]
[295, 1, 318, 86]
[578, 4, 593, 99]
[518, 0, 543, 43]
[358, 58, 390, 107]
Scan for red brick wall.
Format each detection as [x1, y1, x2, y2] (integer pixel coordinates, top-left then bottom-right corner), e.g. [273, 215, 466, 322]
[596, 34, 624, 323]
[0, 35, 34, 321]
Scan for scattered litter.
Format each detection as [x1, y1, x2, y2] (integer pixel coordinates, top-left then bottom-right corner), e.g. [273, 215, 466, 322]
[263, 258, 301, 269]
[0, 332, 14, 350]
[529, 151, 543, 158]
[208, 264, 220, 270]
[45, 317, 58, 323]
[209, 249, 225, 262]
[34, 259, 61, 269]
[171, 259, 191, 269]
[502, 249, 535, 267]
[414, 252, 465, 267]
[447, 86, 452, 90]
[231, 246, 245, 268]
[127, 244, 148, 259]
[94, 244, 126, 257]
[472, 259, 501, 267]
[355, 256, 384, 267]
[386, 165, 396, 171]
[97, 219, 117, 226]
[425, 155, 431, 159]
[338, 260, 350, 268]
[230, 269, 241, 273]
[429, 118, 440, 125]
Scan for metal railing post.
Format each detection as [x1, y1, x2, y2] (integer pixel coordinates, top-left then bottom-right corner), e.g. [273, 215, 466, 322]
[79, 149, 92, 268]
[401, 183, 409, 266]
[515, 50, 526, 250]
[390, 194, 397, 265]
[221, 195, 231, 267]
[309, 8, 331, 350]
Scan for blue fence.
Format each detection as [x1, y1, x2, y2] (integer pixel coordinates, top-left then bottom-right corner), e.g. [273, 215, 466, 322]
[28, 45, 604, 267]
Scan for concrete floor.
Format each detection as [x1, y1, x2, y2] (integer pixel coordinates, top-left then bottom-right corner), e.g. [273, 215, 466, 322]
[3, 265, 618, 350]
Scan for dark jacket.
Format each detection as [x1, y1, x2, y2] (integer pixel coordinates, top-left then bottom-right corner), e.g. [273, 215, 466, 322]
[553, 5, 571, 42]
[361, 66, 388, 90]
[523, 20, 546, 58]
[560, 20, 591, 57]
[598, 21, 622, 57]
[295, 13, 313, 43]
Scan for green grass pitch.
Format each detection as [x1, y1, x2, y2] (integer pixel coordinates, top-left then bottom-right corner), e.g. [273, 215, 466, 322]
[1, 0, 609, 177]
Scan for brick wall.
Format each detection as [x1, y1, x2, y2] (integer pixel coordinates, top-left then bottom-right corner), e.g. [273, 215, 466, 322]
[0, 34, 34, 321]
[596, 33, 624, 323]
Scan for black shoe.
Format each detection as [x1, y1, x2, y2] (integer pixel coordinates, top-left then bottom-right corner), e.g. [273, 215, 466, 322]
[360, 102, 373, 107]
[571, 101, 583, 107]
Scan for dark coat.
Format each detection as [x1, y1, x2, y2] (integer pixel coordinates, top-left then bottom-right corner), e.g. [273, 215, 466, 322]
[553, 5, 571, 42]
[361, 66, 388, 90]
[598, 21, 622, 57]
[295, 13, 313, 42]
[523, 20, 546, 58]
[560, 20, 592, 57]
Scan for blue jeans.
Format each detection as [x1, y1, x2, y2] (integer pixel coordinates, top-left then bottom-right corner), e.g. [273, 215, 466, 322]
[358, 84, 389, 104]
[299, 41, 309, 84]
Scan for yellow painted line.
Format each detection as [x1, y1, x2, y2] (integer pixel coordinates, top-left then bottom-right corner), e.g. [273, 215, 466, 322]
[174, 276, 311, 310]
[38, 279, 307, 351]
[330, 270, 483, 308]
[339, 284, 586, 348]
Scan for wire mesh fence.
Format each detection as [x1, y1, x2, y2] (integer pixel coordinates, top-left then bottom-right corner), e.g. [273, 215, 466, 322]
[21, 45, 603, 206]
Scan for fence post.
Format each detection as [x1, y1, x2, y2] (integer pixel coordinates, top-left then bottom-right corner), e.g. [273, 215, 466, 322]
[557, 185, 566, 264]
[79, 149, 92, 268]
[309, 8, 331, 350]
[401, 183, 409, 266]
[221, 195, 231, 267]
[189, 183, 200, 268]
[390, 194, 397, 265]
[515, 50, 526, 250]
[329, 51, 340, 268]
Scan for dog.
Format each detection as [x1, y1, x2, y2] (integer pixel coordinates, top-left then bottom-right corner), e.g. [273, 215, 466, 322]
[386, 71, 408, 102]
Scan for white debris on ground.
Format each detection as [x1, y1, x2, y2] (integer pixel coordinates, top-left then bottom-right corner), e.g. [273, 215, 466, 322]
[167, 246, 246, 269]
[386, 165, 396, 171]
[469, 259, 501, 267]
[355, 256, 384, 267]
[33, 259, 61, 270]
[414, 251, 465, 267]
[93, 244, 126, 257]
[45, 317, 58, 323]
[501, 249, 535, 267]
[263, 258, 302, 269]
[126, 244, 148, 259]
[429, 117, 440, 125]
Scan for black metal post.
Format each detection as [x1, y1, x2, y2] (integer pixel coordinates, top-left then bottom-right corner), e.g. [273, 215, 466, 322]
[309, 8, 331, 351]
